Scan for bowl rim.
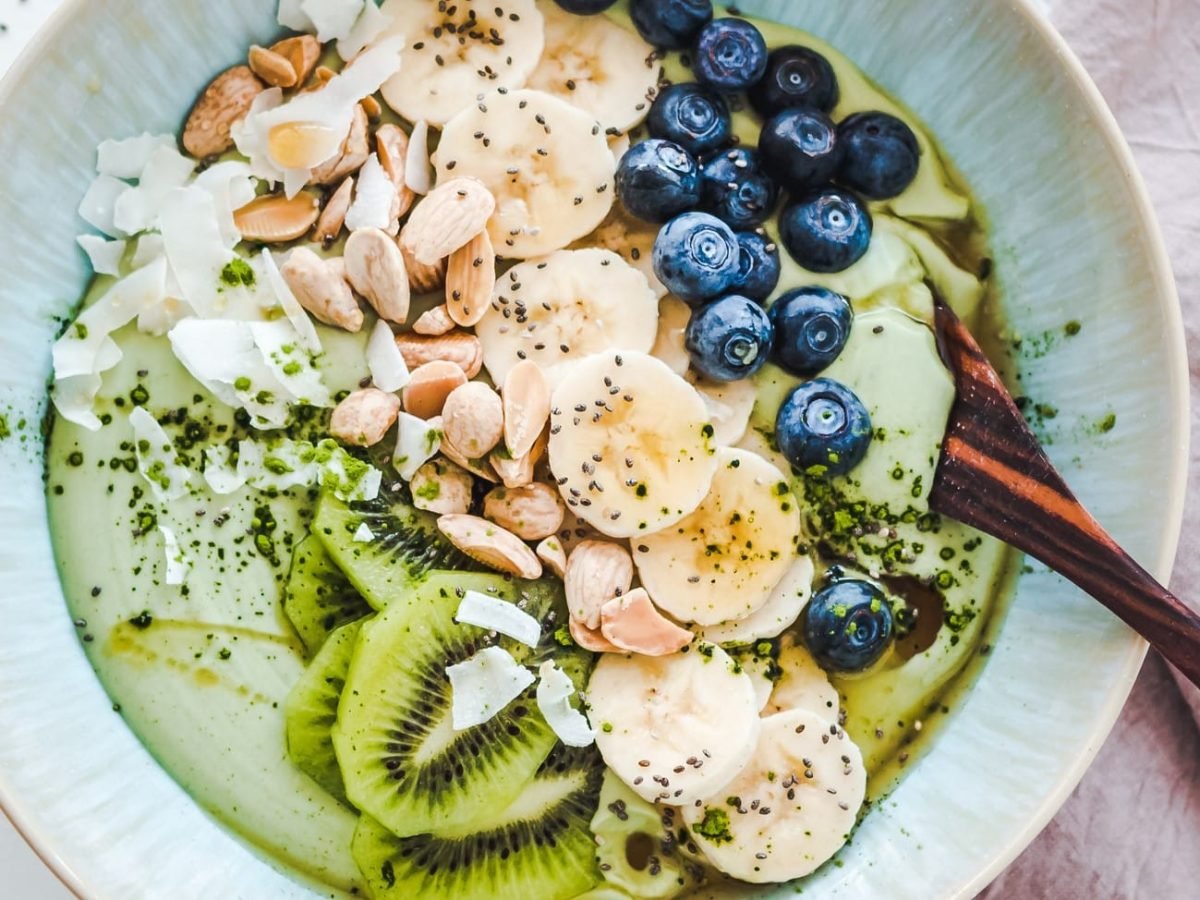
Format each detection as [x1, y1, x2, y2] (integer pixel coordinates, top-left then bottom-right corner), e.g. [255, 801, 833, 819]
[0, 0, 1189, 898]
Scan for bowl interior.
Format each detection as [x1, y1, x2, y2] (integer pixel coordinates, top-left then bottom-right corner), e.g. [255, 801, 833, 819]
[0, 0, 1186, 898]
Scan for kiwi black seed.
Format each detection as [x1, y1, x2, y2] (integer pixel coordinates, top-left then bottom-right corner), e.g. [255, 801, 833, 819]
[283, 535, 373, 656]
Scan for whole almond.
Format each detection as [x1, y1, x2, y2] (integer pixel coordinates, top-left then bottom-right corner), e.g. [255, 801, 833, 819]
[271, 35, 321, 85]
[311, 104, 369, 185]
[248, 45, 298, 88]
[411, 459, 474, 516]
[446, 230, 496, 327]
[536, 536, 569, 580]
[402, 360, 467, 419]
[313, 177, 355, 246]
[502, 361, 551, 460]
[437, 514, 543, 580]
[412, 304, 456, 336]
[281, 247, 363, 332]
[441, 439, 500, 483]
[234, 192, 320, 243]
[569, 617, 620, 653]
[376, 125, 415, 219]
[399, 227, 448, 293]
[565, 541, 634, 630]
[400, 177, 496, 265]
[330, 388, 401, 447]
[491, 426, 547, 489]
[442, 382, 504, 458]
[183, 65, 264, 158]
[361, 95, 383, 120]
[394, 332, 483, 379]
[344, 228, 411, 324]
[484, 483, 565, 541]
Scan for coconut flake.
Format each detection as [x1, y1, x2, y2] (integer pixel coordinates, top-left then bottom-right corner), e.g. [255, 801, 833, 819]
[337, 0, 392, 61]
[367, 319, 409, 392]
[202, 445, 246, 495]
[393, 411, 442, 481]
[52, 374, 105, 431]
[97, 133, 177, 179]
[319, 443, 383, 502]
[345, 155, 397, 232]
[237, 439, 322, 491]
[77, 235, 127, 277]
[537, 661, 596, 748]
[353, 523, 375, 543]
[78, 174, 131, 237]
[113, 145, 196, 235]
[302, 0, 366, 43]
[446, 647, 536, 731]
[250, 320, 333, 408]
[405, 121, 433, 195]
[158, 525, 192, 587]
[455, 591, 543, 647]
[278, 0, 315, 30]
[260, 249, 322, 353]
[194, 161, 259, 248]
[129, 407, 192, 501]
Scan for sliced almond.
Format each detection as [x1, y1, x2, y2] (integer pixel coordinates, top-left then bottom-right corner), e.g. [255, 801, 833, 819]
[565, 541, 634, 631]
[402, 360, 467, 419]
[446, 230, 496, 327]
[536, 536, 569, 580]
[361, 95, 383, 120]
[183, 65, 265, 158]
[248, 45, 299, 88]
[394, 332, 483, 379]
[281, 247, 364, 332]
[271, 35, 321, 85]
[376, 125, 416, 219]
[311, 104, 369, 185]
[234, 192, 321, 243]
[442, 382, 504, 459]
[313, 65, 336, 86]
[399, 232, 448, 294]
[313, 177, 355, 246]
[502, 360, 551, 460]
[600, 589, 694, 657]
[441, 438, 500, 484]
[570, 617, 621, 653]
[330, 388, 402, 448]
[437, 514, 543, 580]
[400, 177, 496, 266]
[484, 483, 565, 542]
[413, 304, 456, 337]
[491, 426, 547, 489]
[344, 228, 411, 324]
[411, 459, 474, 516]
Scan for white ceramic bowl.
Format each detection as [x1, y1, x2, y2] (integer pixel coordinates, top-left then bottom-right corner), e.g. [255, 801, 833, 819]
[0, 1, 1187, 897]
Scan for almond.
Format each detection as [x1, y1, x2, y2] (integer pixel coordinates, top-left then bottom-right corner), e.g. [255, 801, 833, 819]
[442, 382, 504, 458]
[400, 177, 496, 265]
[483, 483, 565, 541]
[412, 304, 456, 336]
[330, 388, 402, 447]
[313, 177, 355, 246]
[536, 536, 569, 580]
[445, 230, 496, 327]
[565, 541, 634, 630]
[376, 125, 415, 219]
[569, 617, 620, 653]
[600, 589, 693, 657]
[402, 360, 467, 419]
[271, 35, 321, 85]
[311, 104, 369, 185]
[411, 459, 474, 516]
[394, 332, 483, 379]
[183, 65, 265, 158]
[360, 95, 383, 120]
[248, 45, 298, 88]
[441, 439, 500, 483]
[491, 426, 547, 489]
[234, 192, 320, 243]
[281, 247, 363, 332]
[436, 514, 543, 580]
[399, 236, 448, 294]
[502, 361, 551, 460]
[344, 228, 411, 324]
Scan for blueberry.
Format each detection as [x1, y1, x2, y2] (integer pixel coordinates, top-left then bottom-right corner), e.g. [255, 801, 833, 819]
[733, 232, 781, 301]
[616, 139, 702, 223]
[653, 212, 741, 306]
[693, 18, 768, 93]
[685, 295, 774, 382]
[837, 112, 921, 200]
[553, 0, 619, 14]
[804, 579, 894, 672]
[648, 84, 732, 157]
[779, 188, 872, 274]
[749, 45, 839, 117]
[700, 147, 779, 230]
[631, 0, 713, 50]
[768, 287, 853, 376]
[775, 378, 872, 476]
[760, 108, 842, 191]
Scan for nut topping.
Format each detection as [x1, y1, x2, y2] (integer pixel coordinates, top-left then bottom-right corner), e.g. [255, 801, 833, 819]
[281, 247, 363, 332]
[183, 65, 264, 159]
[344, 228, 411, 324]
[436, 514, 543, 580]
[483, 483, 566, 541]
[330, 388, 401, 448]
[400, 177, 496, 266]
[565, 540, 634, 631]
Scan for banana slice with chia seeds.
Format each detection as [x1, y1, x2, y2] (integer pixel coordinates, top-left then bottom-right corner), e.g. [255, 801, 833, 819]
[697, 550, 816, 645]
[582, 206, 668, 298]
[650, 295, 691, 377]
[378, 0, 545, 126]
[434, 88, 617, 258]
[688, 372, 757, 447]
[765, 636, 840, 719]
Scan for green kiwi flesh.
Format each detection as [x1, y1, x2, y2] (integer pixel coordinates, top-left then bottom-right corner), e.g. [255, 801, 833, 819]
[331, 570, 591, 838]
[352, 744, 604, 900]
[283, 535, 372, 657]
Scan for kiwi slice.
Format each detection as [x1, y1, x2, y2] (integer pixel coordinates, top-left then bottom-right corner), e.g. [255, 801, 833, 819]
[312, 486, 482, 610]
[352, 744, 604, 900]
[283, 535, 373, 656]
[332, 570, 590, 838]
[285, 619, 365, 805]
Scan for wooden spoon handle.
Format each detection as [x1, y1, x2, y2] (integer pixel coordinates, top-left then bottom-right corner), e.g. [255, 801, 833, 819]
[929, 297, 1200, 686]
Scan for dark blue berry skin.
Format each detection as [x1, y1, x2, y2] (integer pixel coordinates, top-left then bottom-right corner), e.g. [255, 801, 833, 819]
[760, 108, 843, 192]
[768, 287, 853, 376]
[779, 188, 872, 274]
[693, 18, 769, 93]
[685, 295, 774, 383]
[648, 84, 732, 157]
[700, 147, 779, 230]
[653, 212, 742, 306]
[733, 232, 781, 302]
[749, 45, 839, 117]
[775, 377, 872, 476]
[616, 139, 702, 223]
[553, 0, 619, 13]
[631, 0, 714, 50]
[804, 579, 894, 673]
[837, 112, 921, 200]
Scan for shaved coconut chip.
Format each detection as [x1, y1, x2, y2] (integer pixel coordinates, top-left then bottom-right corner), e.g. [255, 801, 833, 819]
[52, 373, 104, 431]
[278, 0, 314, 30]
[319, 446, 383, 502]
[159, 525, 192, 587]
[250, 320, 333, 408]
[260, 249, 322, 353]
[455, 591, 543, 647]
[353, 523, 375, 543]
[344, 155, 397, 232]
[537, 661, 595, 748]
[194, 161, 259, 248]
[405, 121, 433, 195]
[138, 296, 194, 337]
[302, 0, 365, 43]
[337, 0, 391, 61]
[129, 407, 193, 501]
[97, 133, 176, 179]
[162, 186, 261, 320]
[366, 319, 409, 391]
[446, 646, 535, 731]
[113, 145, 196, 235]
[392, 411, 442, 481]
[131, 233, 164, 269]
[202, 445, 246, 495]
[238, 439, 321, 491]
[77, 235, 127, 277]
[79, 174, 131, 237]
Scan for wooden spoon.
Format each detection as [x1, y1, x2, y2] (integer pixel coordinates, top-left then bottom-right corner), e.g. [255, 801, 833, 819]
[928, 295, 1200, 686]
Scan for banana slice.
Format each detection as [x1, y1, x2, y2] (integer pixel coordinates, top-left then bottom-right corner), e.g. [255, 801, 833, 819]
[527, 2, 659, 134]
[548, 351, 718, 539]
[475, 248, 659, 385]
[587, 645, 761, 805]
[697, 551, 815, 645]
[683, 709, 866, 883]
[765, 637, 840, 719]
[687, 372, 756, 447]
[377, 0, 545, 126]
[635, 448, 801, 627]
[583, 206, 668, 298]
[650, 295, 691, 377]
[435, 88, 616, 258]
